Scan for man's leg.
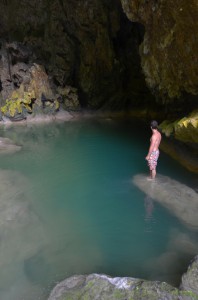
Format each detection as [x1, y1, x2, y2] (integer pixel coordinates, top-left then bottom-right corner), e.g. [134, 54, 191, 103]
[151, 169, 156, 179]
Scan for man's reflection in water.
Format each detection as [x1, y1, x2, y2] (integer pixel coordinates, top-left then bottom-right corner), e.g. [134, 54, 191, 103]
[144, 195, 155, 232]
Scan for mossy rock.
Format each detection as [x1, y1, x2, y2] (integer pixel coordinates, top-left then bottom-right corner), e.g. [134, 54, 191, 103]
[1, 98, 32, 120]
[48, 273, 198, 300]
[159, 110, 198, 143]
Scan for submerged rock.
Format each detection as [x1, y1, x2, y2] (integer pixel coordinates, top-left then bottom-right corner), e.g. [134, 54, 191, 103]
[48, 273, 198, 300]
[0, 170, 45, 289]
[132, 174, 198, 229]
[0, 137, 21, 153]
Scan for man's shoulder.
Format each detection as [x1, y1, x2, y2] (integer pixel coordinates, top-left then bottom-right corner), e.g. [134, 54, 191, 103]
[153, 132, 158, 138]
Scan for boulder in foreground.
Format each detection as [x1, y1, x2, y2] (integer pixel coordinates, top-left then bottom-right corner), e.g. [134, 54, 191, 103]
[48, 272, 198, 300]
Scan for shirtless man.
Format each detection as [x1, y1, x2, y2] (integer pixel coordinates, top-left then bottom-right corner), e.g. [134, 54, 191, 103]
[145, 120, 161, 180]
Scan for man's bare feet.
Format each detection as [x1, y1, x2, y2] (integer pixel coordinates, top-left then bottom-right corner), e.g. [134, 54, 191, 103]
[147, 177, 154, 181]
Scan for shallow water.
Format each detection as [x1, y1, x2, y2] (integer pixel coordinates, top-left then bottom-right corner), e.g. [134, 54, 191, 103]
[0, 118, 197, 300]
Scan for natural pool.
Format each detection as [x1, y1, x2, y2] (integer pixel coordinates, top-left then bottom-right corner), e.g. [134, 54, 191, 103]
[0, 118, 197, 300]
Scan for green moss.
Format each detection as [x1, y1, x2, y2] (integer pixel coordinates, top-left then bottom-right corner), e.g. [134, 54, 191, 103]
[1, 93, 33, 118]
[112, 289, 125, 298]
[180, 290, 198, 299]
[159, 110, 198, 143]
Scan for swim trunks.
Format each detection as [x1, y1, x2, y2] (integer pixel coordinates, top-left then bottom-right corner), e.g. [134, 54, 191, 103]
[148, 150, 159, 170]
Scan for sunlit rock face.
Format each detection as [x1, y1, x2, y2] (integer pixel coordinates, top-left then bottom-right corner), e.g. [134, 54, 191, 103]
[0, 0, 152, 111]
[120, 0, 198, 103]
[160, 110, 198, 143]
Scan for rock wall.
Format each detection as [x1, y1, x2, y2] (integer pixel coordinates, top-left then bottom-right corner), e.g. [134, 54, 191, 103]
[120, 0, 198, 103]
[0, 0, 197, 146]
[0, 0, 153, 114]
[120, 0, 198, 144]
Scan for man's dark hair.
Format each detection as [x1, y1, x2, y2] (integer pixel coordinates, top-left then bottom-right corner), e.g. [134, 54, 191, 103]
[150, 120, 158, 129]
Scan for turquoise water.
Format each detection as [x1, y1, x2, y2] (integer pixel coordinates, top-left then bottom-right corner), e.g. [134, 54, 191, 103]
[0, 118, 197, 300]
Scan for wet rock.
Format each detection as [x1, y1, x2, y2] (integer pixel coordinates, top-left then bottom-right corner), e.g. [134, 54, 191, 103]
[57, 86, 80, 111]
[181, 255, 198, 295]
[132, 174, 198, 228]
[48, 273, 198, 300]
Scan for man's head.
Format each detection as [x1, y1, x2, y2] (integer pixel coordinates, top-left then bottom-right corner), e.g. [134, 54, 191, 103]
[150, 120, 158, 129]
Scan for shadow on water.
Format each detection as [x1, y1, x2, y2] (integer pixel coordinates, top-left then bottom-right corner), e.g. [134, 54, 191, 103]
[144, 195, 155, 233]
